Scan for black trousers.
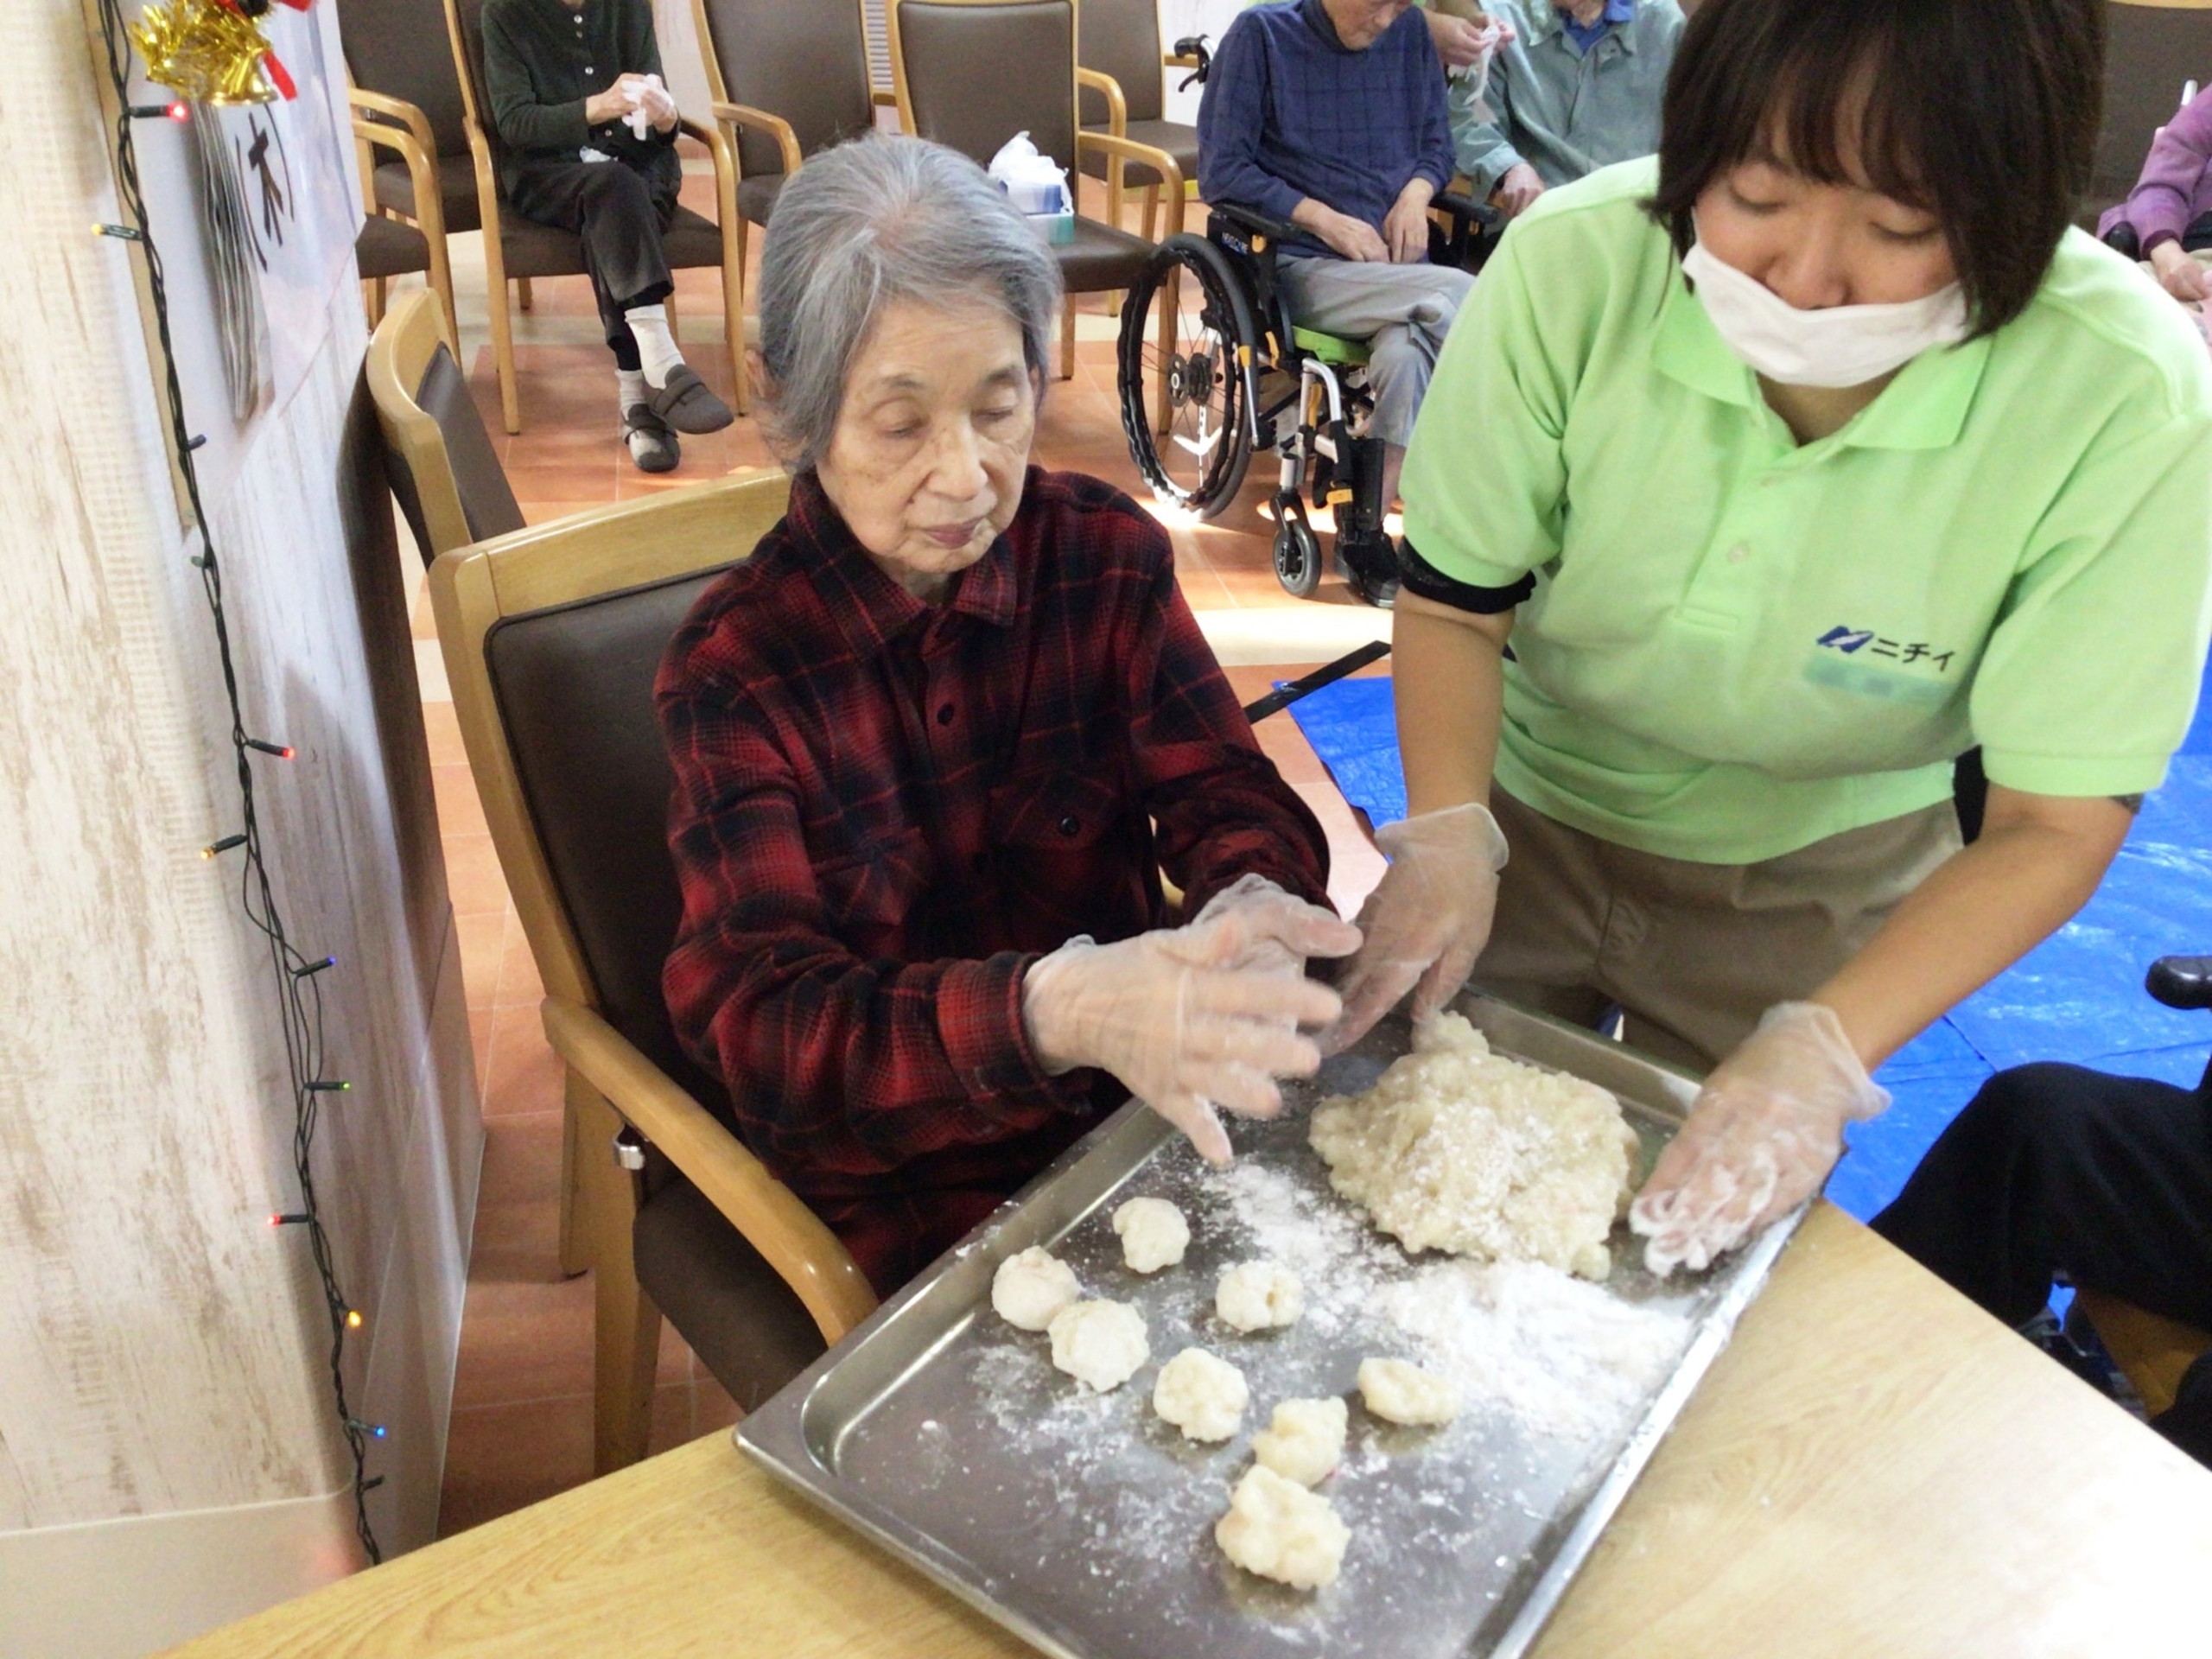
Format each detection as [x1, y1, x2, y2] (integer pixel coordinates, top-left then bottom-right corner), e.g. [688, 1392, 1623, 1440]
[506, 156, 679, 368]
[1871, 1062, 2212, 1463]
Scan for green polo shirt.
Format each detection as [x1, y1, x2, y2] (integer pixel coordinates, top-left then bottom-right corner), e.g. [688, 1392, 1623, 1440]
[1402, 157, 2212, 863]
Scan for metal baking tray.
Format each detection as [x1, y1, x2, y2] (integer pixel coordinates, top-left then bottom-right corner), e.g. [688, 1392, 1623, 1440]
[739, 993, 1802, 1659]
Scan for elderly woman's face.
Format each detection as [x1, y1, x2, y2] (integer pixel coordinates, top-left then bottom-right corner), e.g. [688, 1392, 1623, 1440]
[816, 296, 1039, 601]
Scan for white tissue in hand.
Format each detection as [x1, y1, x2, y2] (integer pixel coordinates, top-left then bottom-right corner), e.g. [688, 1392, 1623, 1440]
[1216, 1261, 1303, 1332]
[1250, 1396, 1348, 1486]
[1357, 1357, 1462, 1427]
[1112, 1196, 1190, 1274]
[990, 1246, 1079, 1332]
[1151, 1347, 1248, 1442]
[1215, 1465, 1351, 1590]
[1046, 1299, 1148, 1392]
[620, 72, 666, 141]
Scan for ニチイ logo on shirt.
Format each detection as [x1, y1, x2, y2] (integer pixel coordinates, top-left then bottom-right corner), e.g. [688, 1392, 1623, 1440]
[1815, 625, 1955, 673]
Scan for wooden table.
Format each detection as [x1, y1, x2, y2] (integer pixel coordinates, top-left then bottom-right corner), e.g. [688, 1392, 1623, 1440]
[172, 1208, 2212, 1658]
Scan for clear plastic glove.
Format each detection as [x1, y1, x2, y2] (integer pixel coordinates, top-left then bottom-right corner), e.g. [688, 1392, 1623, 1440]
[1324, 802, 1509, 1054]
[1629, 1002, 1889, 1276]
[1022, 890, 1362, 1166]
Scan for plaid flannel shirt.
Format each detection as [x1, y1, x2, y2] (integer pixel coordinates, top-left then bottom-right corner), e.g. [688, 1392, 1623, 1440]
[658, 468, 1332, 1293]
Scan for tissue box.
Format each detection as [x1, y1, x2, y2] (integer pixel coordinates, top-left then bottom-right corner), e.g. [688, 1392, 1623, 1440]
[1003, 178, 1074, 245]
[1029, 207, 1076, 245]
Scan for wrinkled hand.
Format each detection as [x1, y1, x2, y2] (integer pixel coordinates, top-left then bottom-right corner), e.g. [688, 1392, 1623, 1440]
[1312, 206, 1389, 263]
[2152, 242, 2212, 302]
[584, 73, 652, 127]
[1022, 889, 1362, 1165]
[1325, 802, 1510, 1053]
[1629, 1002, 1888, 1276]
[1382, 187, 1433, 264]
[636, 79, 678, 134]
[1423, 10, 1493, 68]
[1491, 162, 1546, 219]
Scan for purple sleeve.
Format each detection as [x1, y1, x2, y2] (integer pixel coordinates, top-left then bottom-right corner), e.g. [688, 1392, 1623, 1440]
[2123, 89, 2212, 252]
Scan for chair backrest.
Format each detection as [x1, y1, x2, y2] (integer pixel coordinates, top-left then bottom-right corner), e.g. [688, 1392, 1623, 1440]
[693, 0, 875, 180]
[340, 0, 472, 158]
[2091, 2, 2212, 217]
[1077, 0, 1162, 127]
[365, 291, 525, 563]
[427, 473, 795, 1107]
[442, 0, 508, 175]
[891, 0, 1080, 175]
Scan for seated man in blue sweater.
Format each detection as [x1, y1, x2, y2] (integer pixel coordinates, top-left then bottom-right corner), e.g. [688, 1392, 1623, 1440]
[1198, 0, 1471, 550]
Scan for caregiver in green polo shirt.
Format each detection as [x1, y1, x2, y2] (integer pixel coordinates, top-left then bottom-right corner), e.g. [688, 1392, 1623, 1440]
[1329, 0, 2212, 1276]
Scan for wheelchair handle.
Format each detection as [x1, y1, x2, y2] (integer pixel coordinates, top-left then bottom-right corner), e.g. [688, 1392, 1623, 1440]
[1173, 35, 1212, 91]
[2146, 956, 2212, 1011]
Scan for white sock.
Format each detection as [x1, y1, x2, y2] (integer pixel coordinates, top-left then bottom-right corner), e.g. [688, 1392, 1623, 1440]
[625, 304, 683, 387]
[617, 367, 646, 413]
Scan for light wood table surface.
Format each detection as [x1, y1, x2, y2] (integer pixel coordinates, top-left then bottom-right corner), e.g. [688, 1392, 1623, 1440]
[172, 1207, 2212, 1659]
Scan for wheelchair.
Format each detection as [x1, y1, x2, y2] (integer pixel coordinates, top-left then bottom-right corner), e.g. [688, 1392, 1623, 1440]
[1114, 60, 1496, 602]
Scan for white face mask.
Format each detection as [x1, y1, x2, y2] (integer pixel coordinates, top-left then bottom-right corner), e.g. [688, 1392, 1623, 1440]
[1681, 237, 1970, 389]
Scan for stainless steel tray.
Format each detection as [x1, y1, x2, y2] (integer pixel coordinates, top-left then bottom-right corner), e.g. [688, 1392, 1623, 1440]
[739, 994, 1802, 1659]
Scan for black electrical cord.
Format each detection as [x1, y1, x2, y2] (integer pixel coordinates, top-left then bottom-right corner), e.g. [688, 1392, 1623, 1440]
[92, 0, 381, 1567]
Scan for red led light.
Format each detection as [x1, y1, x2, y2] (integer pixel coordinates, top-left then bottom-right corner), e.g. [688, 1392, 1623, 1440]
[167, 102, 188, 122]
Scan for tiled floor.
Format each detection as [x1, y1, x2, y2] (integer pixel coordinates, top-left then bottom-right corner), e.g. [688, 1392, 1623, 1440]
[399, 161, 1389, 1538]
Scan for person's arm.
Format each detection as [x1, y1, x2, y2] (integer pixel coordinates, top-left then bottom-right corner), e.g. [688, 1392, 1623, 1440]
[622, 1, 680, 142]
[481, 6, 590, 155]
[1410, 19, 1458, 196]
[1393, 593, 1511, 816]
[1446, 42, 1521, 195]
[1196, 16, 1306, 224]
[661, 679, 1090, 1179]
[2125, 90, 2212, 254]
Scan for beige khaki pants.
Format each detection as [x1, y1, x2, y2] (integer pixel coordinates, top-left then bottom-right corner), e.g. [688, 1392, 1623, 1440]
[1473, 791, 1963, 1072]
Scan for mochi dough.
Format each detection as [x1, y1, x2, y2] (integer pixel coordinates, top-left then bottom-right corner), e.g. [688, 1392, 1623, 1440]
[1215, 1465, 1351, 1590]
[1112, 1196, 1191, 1274]
[991, 1246, 1080, 1332]
[1357, 1357, 1462, 1427]
[1152, 1347, 1249, 1442]
[1250, 1396, 1348, 1486]
[1216, 1261, 1304, 1332]
[1046, 1299, 1149, 1392]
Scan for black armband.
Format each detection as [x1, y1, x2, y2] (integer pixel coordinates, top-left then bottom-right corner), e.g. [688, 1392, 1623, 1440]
[1399, 537, 1535, 614]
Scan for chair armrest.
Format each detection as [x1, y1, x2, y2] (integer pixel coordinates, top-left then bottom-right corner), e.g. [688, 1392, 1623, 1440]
[1076, 131, 1185, 238]
[1207, 197, 1302, 246]
[1164, 53, 1201, 69]
[1076, 67, 1127, 137]
[350, 113, 447, 244]
[1433, 188, 1500, 232]
[540, 997, 879, 1345]
[348, 86, 437, 156]
[709, 99, 804, 176]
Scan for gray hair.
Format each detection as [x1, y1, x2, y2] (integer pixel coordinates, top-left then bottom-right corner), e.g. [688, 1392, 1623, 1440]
[754, 135, 1065, 472]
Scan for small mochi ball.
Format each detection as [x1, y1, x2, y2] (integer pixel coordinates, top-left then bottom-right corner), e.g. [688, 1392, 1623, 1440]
[990, 1246, 1080, 1332]
[1151, 1347, 1249, 1442]
[1250, 1395, 1348, 1486]
[1046, 1299, 1149, 1392]
[1357, 1357, 1462, 1427]
[1216, 1261, 1304, 1332]
[1215, 1465, 1351, 1590]
[1111, 1196, 1191, 1274]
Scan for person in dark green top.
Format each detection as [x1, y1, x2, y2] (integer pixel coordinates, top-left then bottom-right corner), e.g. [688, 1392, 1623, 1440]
[481, 0, 734, 470]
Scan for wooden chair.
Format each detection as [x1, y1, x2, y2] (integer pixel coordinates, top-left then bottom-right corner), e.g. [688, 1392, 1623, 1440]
[2087, 2, 2212, 222]
[441, 0, 747, 434]
[1077, 0, 1200, 239]
[690, 0, 876, 416]
[887, 0, 1183, 378]
[351, 88, 460, 353]
[365, 290, 524, 564]
[428, 475, 876, 1474]
[2072, 1290, 2212, 1421]
[340, 0, 484, 239]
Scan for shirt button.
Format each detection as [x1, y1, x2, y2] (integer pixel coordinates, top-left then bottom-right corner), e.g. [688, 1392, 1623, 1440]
[1057, 814, 1081, 838]
[936, 702, 955, 726]
[1726, 543, 1750, 565]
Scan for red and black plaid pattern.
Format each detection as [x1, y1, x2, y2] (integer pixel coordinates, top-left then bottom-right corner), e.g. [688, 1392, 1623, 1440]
[658, 467, 1332, 1294]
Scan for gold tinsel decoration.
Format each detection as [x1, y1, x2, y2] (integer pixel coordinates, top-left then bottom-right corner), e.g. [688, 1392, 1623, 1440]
[129, 0, 278, 105]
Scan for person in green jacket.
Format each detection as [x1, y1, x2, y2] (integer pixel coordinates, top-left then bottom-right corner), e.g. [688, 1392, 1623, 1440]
[481, 0, 734, 471]
[1330, 0, 2212, 1277]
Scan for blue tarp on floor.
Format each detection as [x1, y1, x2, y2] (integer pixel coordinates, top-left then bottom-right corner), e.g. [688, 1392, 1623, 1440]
[1286, 673, 2212, 1221]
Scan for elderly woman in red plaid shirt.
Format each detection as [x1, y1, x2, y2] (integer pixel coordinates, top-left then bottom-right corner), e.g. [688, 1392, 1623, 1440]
[657, 137, 1362, 1294]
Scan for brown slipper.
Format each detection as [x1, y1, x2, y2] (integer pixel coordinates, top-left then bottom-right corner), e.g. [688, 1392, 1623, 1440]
[648, 363, 734, 434]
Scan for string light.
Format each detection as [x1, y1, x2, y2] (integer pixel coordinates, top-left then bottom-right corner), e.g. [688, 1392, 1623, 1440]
[126, 101, 189, 121]
[93, 0, 379, 1565]
[305, 1079, 351, 1093]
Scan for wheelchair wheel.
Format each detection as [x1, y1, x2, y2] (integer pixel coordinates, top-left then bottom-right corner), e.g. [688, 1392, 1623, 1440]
[1272, 513, 1322, 598]
[1117, 236, 1255, 518]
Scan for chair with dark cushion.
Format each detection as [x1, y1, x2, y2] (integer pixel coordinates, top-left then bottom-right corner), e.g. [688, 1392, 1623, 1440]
[366, 291, 525, 564]
[889, 0, 1184, 377]
[351, 91, 460, 352]
[442, 0, 747, 434]
[340, 0, 482, 237]
[1077, 0, 1200, 239]
[2085, 1, 2212, 224]
[690, 0, 877, 415]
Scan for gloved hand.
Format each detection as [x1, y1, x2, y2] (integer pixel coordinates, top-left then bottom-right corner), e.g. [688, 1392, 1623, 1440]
[1629, 1001, 1889, 1276]
[1324, 802, 1510, 1053]
[1022, 888, 1362, 1165]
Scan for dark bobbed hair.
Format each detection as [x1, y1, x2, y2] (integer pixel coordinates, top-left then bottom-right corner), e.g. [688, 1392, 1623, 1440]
[1649, 0, 2103, 335]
